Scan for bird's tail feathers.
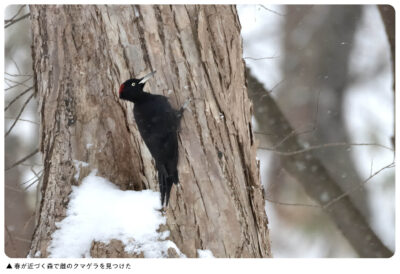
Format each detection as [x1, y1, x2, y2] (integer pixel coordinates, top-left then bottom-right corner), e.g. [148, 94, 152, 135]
[158, 165, 178, 207]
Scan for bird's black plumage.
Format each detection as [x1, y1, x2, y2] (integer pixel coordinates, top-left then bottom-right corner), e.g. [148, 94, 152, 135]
[119, 71, 182, 207]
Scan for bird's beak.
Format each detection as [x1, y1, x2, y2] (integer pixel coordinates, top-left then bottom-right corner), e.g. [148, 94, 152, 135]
[139, 70, 156, 84]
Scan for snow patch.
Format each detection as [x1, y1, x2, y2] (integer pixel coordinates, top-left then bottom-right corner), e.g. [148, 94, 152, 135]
[73, 160, 89, 181]
[197, 249, 215, 258]
[47, 171, 183, 258]
[133, 6, 140, 17]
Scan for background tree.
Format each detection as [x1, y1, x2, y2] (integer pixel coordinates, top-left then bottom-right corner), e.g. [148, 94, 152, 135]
[4, 5, 37, 258]
[278, 6, 369, 218]
[241, 5, 394, 257]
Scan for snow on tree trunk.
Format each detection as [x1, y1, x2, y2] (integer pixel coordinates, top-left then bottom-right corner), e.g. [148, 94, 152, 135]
[29, 5, 271, 258]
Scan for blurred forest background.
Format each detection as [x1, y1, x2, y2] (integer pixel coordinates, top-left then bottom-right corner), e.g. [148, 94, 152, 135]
[4, 5, 395, 257]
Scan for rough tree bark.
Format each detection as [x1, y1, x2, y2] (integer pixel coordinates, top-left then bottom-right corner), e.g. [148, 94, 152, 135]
[28, 5, 271, 258]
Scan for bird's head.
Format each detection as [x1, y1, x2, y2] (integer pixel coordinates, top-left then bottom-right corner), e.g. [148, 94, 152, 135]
[119, 71, 156, 102]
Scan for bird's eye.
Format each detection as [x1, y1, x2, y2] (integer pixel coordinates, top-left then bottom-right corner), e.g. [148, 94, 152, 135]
[131, 82, 136, 87]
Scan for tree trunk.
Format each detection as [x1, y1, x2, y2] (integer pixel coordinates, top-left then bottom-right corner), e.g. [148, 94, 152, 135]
[28, 5, 271, 258]
[278, 5, 370, 219]
[378, 5, 395, 148]
[247, 68, 393, 258]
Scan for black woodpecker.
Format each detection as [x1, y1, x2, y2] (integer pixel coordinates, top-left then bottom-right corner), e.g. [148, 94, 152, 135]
[119, 71, 184, 207]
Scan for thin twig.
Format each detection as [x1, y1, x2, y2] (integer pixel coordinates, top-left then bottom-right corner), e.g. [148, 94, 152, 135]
[20, 169, 43, 186]
[257, 125, 318, 150]
[244, 55, 280, 61]
[5, 75, 32, 91]
[259, 5, 286, 16]
[5, 184, 24, 193]
[5, 117, 39, 125]
[10, 57, 22, 75]
[258, 142, 394, 156]
[24, 179, 40, 190]
[12, 236, 31, 243]
[323, 162, 395, 209]
[30, 166, 41, 178]
[5, 148, 39, 171]
[23, 213, 36, 232]
[5, 13, 30, 28]
[5, 5, 26, 23]
[265, 197, 320, 208]
[5, 72, 33, 77]
[5, 86, 33, 111]
[20, 163, 43, 167]
[269, 77, 286, 93]
[269, 129, 297, 149]
[5, 77, 31, 88]
[5, 92, 34, 137]
[5, 226, 17, 257]
[23, 168, 43, 190]
[265, 162, 395, 210]
[311, 88, 321, 132]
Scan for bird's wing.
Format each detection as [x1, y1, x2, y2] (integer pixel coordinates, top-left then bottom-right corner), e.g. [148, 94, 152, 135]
[134, 95, 179, 162]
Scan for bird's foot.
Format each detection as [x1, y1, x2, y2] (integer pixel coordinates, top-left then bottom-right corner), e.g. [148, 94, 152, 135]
[178, 98, 192, 117]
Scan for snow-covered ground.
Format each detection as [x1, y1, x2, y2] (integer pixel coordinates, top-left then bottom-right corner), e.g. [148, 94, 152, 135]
[48, 167, 184, 258]
[197, 249, 215, 258]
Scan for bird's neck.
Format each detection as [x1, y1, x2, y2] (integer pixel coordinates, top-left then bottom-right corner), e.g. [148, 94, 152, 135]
[127, 91, 150, 103]
[135, 91, 152, 103]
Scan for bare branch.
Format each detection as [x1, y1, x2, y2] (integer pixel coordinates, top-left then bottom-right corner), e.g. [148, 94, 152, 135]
[30, 166, 42, 178]
[23, 213, 36, 232]
[5, 13, 30, 29]
[24, 179, 40, 190]
[310, 88, 321, 132]
[5, 75, 33, 91]
[258, 141, 394, 155]
[244, 55, 280, 61]
[5, 148, 39, 171]
[5, 86, 33, 111]
[5, 226, 17, 257]
[259, 5, 286, 16]
[20, 169, 43, 186]
[5, 72, 33, 77]
[5, 184, 24, 193]
[5, 92, 34, 137]
[265, 162, 395, 210]
[5, 117, 39, 125]
[5, 77, 31, 88]
[323, 162, 395, 209]
[269, 77, 287, 93]
[10, 57, 22, 74]
[5, 5, 26, 23]
[20, 163, 43, 167]
[12, 236, 32, 243]
[23, 168, 43, 190]
[265, 197, 320, 208]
